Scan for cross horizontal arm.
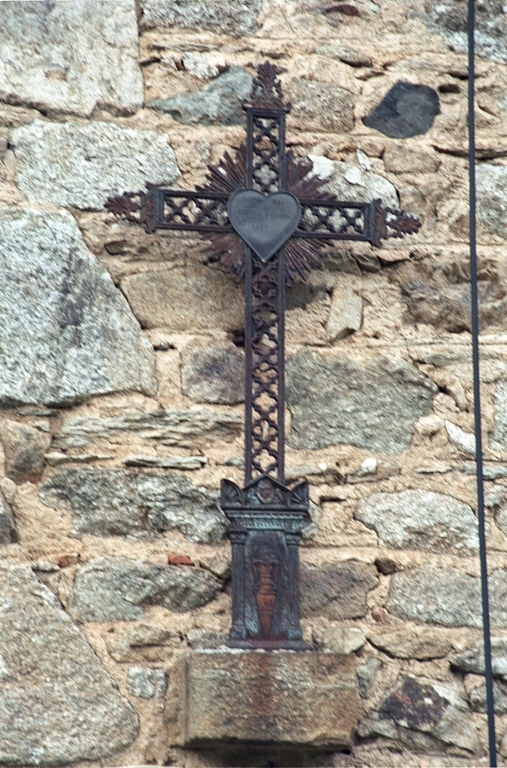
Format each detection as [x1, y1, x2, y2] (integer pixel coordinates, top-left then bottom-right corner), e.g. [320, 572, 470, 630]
[106, 186, 421, 248]
[105, 185, 231, 235]
[296, 199, 421, 248]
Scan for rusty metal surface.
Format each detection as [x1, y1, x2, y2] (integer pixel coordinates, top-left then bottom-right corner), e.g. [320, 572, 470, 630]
[105, 61, 422, 650]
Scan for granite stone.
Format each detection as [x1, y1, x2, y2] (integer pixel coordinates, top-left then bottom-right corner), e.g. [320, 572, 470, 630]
[40, 468, 226, 544]
[127, 667, 167, 699]
[450, 637, 507, 680]
[420, 0, 507, 61]
[301, 561, 378, 620]
[388, 566, 507, 628]
[286, 350, 434, 453]
[148, 67, 253, 125]
[359, 676, 481, 754]
[0, 420, 51, 483]
[490, 381, 507, 450]
[0, 208, 156, 406]
[477, 165, 507, 240]
[140, 0, 262, 36]
[106, 622, 180, 663]
[287, 78, 354, 133]
[0, 492, 16, 546]
[0, 563, 138, 765]
[0, 0, 143, 116]
[12, 121, 179, 211]
[367, 628, 453, 660]
[72, 556, 222, 622]
[356, 490, 479, 554]
[181, 340, 244, 404]
[121, 263, 244, 332]
[391, 256, 507, 333]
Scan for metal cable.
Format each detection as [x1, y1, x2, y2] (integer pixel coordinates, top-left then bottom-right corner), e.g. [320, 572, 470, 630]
[468, 0, 497, 763]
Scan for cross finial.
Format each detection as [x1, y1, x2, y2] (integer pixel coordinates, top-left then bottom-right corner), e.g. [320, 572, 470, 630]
[246, 61, 289, 110]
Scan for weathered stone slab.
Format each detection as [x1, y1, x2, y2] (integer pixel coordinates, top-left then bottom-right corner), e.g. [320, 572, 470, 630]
[123, 454, 207, 469]
[0, 563, 138, 765]
[72, 556, 222, 622]
[356, 490, 479, 554]
[148, 67, 252, 125]
[40, 468, 226, 544]
[0, 419, 51, 483]
[139, 0, 262, 35]
[383, 145, 440, 174]
[387, 566, 507, 628]
[0, 0, 142, 116]
[330, 160, 399, 208]
[326, 287, 362, 341]
[359, 676, 481, 754]
[286, 350, 434, 453]
[419, 1, 507, 61]
[469, 679, 507, 715]
[367, 628, 453, 660]
[0, 491, 16, 545]
[391, 256, 507, 333]
[0, 208, 156, 406]
[127, 667, 167, 699]
[490, 381, 507, 450]
[166, 650, 358, 748]
[287, 79, 354, 133]
[301, 562, 378, 620]
[362, 82, 440, 138]
[450, 637, 507, 680]
[106, 622, 180, 663]
[12, 121, 179, 210]
[53, 407, 243, 450]
[182, 339, 244, 404]
[477, 165, 507, 240]
[357, 657, 382, 698]
[121, 263, 243, 332]
[314, 44, 372, 68]
[313, 626, 366, 655]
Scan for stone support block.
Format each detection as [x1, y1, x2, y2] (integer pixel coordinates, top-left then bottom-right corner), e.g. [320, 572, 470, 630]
[165, 650, 358, 748]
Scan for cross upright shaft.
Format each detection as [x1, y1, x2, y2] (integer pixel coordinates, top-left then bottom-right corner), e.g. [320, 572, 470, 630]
[242, 94, 289, 486]
[106, 62, 421, 650]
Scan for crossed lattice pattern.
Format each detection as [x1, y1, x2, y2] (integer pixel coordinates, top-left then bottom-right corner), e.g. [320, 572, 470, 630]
[249, 256, 282, 478]
[252, 116, 282, 194]
[298, 202, 368, 236]
[161, 193, 229, 230]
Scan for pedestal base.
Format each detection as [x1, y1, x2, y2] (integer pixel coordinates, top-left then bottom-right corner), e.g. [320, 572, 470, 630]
[165, 649, 358, 749]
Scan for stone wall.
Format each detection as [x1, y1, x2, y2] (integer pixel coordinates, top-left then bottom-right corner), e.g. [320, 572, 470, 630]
[2, 0, 507, 766]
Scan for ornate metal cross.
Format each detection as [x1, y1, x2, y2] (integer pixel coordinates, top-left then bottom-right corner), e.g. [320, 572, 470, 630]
[106, 62, 421, 650]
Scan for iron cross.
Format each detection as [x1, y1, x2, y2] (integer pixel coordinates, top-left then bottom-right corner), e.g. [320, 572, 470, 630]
[106, 62, 421, 650]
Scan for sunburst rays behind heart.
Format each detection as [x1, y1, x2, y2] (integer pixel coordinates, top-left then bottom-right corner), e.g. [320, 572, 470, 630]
[197, 146, 335, 285]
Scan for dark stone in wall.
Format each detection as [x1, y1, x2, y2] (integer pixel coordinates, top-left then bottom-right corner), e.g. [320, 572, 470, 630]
[390, 258, 507, 333]
[40, 468, 226, 544]
[286, 349, 435, 454]
[148, 67, 252, 125]
[181, 340, 244, 404]
[72, 556, 222, 622]
[359, 674, 481, 752]
[300, 561, 378, 620]
[362, 81, 440, 138]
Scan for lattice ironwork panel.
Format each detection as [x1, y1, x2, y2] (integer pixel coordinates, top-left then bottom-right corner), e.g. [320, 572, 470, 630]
[246, 253, 284, 482]
[158, 190, 230, 231]
[251, 115, 283, 194]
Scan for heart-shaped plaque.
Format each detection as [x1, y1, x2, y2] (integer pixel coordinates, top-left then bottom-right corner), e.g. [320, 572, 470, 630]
[227, 190, 301, 262]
